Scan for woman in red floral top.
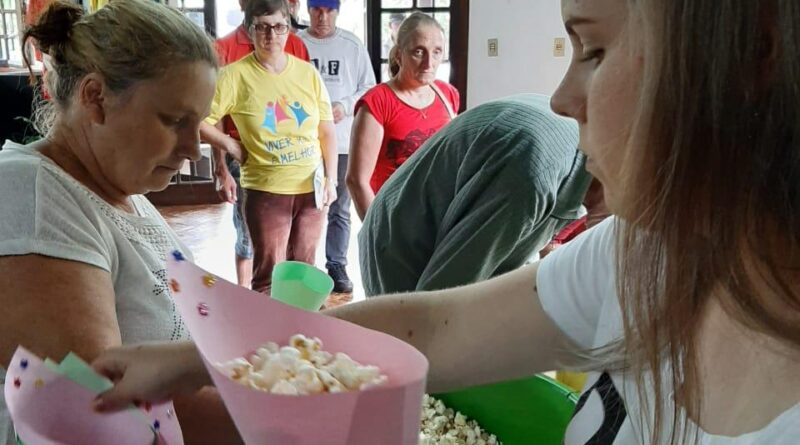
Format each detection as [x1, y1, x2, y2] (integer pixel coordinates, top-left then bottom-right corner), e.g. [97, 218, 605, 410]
[346, 12, 459, 220]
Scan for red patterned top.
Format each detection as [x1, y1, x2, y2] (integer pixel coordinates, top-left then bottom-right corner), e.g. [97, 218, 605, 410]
[355, 80, 460, 193]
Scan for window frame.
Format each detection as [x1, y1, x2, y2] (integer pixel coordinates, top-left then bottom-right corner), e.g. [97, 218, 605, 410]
[0, 0, 24, 67]
[171, 0, 217, 37]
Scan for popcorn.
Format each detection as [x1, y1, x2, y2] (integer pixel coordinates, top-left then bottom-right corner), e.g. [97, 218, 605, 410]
[217, 334, 388, 395]
[271, 379, 300, 396]
[218, 336, 498, 443]
[419, 395, 501, 445]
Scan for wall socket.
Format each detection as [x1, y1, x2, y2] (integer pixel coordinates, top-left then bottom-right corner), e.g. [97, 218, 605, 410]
[553, 37, 566, 57]
[488, 38, 499, 57]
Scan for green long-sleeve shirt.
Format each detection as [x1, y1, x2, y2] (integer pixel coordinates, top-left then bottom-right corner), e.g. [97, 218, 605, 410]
[358, 94, 591, 296]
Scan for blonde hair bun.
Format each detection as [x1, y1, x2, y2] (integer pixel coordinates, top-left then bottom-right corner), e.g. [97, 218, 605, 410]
[26, 1, 84, 61]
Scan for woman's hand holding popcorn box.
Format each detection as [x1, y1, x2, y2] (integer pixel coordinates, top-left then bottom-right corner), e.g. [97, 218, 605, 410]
[164, 254, 428, 445]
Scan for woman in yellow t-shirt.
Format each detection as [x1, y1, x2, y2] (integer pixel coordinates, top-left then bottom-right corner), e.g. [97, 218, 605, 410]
[200, 0, 337, 293]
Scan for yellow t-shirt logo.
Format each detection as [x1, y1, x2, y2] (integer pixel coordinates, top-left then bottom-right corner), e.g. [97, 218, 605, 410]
[263, 98, 311, 134]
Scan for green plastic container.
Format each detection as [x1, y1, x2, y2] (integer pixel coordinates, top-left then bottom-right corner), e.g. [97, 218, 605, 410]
[434, 374, 578, 445]
[270, 261, 334, 312]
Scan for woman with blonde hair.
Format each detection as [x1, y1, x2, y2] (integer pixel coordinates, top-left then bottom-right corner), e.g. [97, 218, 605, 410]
[93, 0, 800, 443]
[0, 0, 246, 443]
[347, 11, 459, 220]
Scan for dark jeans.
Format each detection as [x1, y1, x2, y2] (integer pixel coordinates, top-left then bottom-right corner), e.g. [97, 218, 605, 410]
[243, 189, 325, 294]
[227, 158, 253, 259]
[325, 154, 351, 269]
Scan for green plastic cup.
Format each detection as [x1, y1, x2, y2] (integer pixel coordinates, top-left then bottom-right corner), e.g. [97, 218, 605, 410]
[270, 261, 334, 312]
[434, 374, 578, 444]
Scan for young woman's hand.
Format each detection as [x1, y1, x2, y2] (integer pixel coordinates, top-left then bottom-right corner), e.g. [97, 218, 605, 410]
[91, 341, 210, 412]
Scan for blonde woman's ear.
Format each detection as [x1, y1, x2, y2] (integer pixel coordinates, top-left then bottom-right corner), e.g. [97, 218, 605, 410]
[79, 73, 108, 125]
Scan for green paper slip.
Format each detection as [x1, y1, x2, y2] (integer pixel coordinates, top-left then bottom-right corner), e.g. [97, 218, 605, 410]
[56, 352, 114, 394]
[43, 358, 59, 373]
[54, 353, 151, 425]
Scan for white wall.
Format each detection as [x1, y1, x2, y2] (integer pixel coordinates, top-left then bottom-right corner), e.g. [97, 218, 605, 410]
[467, 0, 572, 108]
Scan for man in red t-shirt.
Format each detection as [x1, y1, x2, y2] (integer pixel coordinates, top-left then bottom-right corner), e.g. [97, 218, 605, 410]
[212, 0, 310, 288]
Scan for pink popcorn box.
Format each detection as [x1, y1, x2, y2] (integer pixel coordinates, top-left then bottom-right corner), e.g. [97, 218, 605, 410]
[167, 254, 429, 445]
[4, 347, 182, 445]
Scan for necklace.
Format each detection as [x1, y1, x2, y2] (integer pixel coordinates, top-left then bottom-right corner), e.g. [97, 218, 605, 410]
[390, 80, 435, 119]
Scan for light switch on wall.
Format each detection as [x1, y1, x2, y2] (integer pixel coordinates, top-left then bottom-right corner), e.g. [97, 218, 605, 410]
[488, 38, 499, 57]
[553, 37, 566, 57]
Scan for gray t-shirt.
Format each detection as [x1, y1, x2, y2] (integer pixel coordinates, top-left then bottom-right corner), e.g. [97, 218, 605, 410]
[359, 94, 590, 296]
[0, 141, 191, 444]
[299, 28, 376, 154]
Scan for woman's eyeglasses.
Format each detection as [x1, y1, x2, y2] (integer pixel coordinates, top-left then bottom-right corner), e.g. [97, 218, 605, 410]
[250, 23, 290, 35]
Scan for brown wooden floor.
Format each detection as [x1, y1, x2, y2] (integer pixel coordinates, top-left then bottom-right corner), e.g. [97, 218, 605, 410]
[158, 203, 362, 308]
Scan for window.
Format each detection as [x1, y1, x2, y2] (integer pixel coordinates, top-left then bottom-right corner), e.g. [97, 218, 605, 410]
[0, 0, 23, 67]
[214, 0, 243, 38]
[171, 0, 216, 36]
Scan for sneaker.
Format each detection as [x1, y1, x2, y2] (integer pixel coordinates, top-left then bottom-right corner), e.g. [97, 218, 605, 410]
[328, 264, 354, 293]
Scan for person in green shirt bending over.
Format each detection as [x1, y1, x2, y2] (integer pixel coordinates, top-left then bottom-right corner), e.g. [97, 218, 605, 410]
[359, 93, 592, 296]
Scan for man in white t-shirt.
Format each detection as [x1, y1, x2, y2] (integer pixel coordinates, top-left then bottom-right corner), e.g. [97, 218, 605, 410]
[299, 0, 376, 293]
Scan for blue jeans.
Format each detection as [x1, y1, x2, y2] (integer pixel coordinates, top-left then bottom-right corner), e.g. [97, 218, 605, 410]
[325, 154, 351, 268]
[228, 158, 254, 259]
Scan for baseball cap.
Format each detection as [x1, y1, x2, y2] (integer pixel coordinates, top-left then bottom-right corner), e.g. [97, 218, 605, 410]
[308, 0, 340, 9]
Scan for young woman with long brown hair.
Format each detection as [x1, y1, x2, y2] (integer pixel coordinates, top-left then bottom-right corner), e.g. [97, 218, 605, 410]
[91, 0, 800, 443]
